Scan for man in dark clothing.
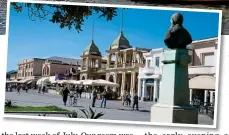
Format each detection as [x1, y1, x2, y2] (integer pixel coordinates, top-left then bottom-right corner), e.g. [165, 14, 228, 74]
[42, 86, 46, 94]
[38, 86, 41, 93]
[92, 89, 97, 107]
[79, 87, 83, 98]
[17, 85, 21, 94]
[62, 87, 70, 106]
[100, 91, 107, 108]
[132, 94, 139, 110]
[25, 85, 29, 93]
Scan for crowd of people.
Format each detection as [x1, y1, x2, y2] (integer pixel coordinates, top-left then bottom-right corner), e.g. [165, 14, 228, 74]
[6, 83, 30, 94]
[6, 82, 139, 110]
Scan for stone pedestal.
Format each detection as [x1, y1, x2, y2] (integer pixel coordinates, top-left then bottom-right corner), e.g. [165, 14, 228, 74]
[151, 49, 198, 124]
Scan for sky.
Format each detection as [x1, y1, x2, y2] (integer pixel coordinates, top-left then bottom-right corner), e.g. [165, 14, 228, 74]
[7, 3, 220, 71]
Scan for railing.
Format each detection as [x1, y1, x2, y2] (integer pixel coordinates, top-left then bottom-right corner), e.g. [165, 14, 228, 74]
[190, 101, 214, 119]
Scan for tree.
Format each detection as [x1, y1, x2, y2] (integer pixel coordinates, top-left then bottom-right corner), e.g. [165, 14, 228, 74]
[11, 2, 118, 32]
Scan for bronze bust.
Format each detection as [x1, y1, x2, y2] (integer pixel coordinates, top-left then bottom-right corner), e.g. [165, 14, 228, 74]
[164, 13, 192, 49]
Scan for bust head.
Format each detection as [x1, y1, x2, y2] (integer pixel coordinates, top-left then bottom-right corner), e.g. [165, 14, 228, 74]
[164, 13, 192, 49]
[170, 13, 183, 27]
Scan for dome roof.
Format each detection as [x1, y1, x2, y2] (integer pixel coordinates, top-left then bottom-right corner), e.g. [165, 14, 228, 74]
[109, 31, 132, 51]
[82, 40, 101, 56]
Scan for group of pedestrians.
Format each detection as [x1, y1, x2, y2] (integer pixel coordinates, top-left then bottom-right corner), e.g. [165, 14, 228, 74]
[38, 85, 46, 94]
[6, 84, 29, 94]
[91, 88, 107, 108]
[60, 85, 84, 106]
[122, 92, 139, 110]
[59, 86, 139, 111]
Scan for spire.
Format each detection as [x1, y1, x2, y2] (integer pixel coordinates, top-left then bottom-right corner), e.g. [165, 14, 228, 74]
[121, 8, 124, 32]
[92, 18, 95, 41]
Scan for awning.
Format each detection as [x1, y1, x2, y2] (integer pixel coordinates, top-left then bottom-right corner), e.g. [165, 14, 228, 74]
[81, 79, 119, 87]
[27, 80, 33, 84]
[18, 79, 32, 84]
[6, 80, 19, 83]
[189, 76, 215, 90]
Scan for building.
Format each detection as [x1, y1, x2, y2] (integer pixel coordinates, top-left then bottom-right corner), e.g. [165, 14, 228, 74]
[17, 57, 82, 84]
[138, 48, 163, 102]
[189, 37, 217, 105]
[80, 31, 150, 97]
[6, 70, 18, 80]
[17, 58, 46, 80]
[42, 57, 81, 80]
[138, 37, 218, 104]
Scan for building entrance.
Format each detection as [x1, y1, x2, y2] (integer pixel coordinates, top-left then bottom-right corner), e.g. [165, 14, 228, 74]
[146, 85, 154, 101]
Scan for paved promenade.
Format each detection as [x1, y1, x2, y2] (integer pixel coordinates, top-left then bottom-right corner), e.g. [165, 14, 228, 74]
[5, 90, 213, 124]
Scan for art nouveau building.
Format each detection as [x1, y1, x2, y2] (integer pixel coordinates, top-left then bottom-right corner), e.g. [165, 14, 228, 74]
[80, 31, 150, 97]
[138, 37, 218, 104]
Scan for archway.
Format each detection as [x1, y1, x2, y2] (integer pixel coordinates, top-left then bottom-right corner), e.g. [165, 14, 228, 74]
[189, 76, 215, 90]
[82, 76, 85, 80]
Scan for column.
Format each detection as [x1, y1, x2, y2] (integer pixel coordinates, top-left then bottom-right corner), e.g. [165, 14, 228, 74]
[131, 72, 136, 100]
[115, 52, 118, 68]
[107, 54, 111, 68]
[130, 73, 133, 94]
[153, 79, 158, 102]
[204, 90, 208, 105]
[81, 58, 84, 68]
[133, 50, 136, 67]
[121, 72, 126, 96]
[123, 51, 127, 68]
[190, 89, 193, 104]
[138, 78, 141, 100]
[141, 79, 146, 101]
[86, 57, 89, 68]
[210, 91, 214, 104]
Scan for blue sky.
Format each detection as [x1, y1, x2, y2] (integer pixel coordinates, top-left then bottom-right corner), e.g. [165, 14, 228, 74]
[7, 4, 220, 71]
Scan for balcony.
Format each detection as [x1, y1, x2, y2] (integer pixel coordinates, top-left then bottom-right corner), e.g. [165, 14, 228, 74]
[189, 66, 215, 75]
[140, 67, 155, 75]
[139, 66, 162, 76]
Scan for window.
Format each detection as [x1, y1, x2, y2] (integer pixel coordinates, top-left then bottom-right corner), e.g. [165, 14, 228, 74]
[202, 52, 214, 66]
[147, 60, 151, 67]
[155, 57, 160, 67]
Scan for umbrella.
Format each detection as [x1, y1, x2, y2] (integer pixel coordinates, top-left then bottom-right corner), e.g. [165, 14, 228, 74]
[94, 79, 119, 87]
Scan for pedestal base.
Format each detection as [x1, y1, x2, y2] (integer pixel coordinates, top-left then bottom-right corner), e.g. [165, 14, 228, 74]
[151, 104, 198, 124]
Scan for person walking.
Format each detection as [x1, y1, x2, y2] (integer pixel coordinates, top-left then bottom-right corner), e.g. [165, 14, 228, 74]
[79, 87, 83, 98]
[126, 92, 131, 106]
[17, 85, 21, 94]
[62, 86, 70, 106]
[122, 92, 126, 106]
[42, 85, 46, 94]
[91, 88, 97, 107]
[100, 91, 107, 108]
[132, 93, 139, 110]
[25, 85, 29, 93]
[38, 85, 41, 93]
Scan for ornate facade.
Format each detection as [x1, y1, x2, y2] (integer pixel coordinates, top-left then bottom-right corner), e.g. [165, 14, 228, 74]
[80, 31, 150, 97]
